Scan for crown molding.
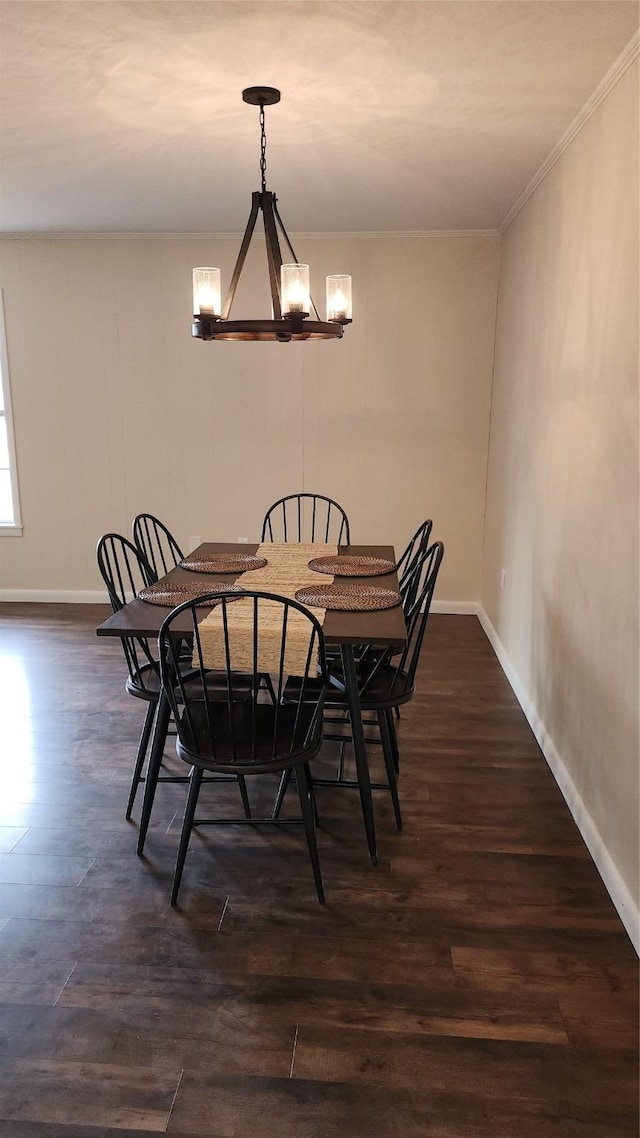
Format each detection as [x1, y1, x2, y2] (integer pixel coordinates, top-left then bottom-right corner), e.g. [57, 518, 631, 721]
[288, 230, 502, 240]
[500, 30, 640, 234]
[0, 228, 501, 242]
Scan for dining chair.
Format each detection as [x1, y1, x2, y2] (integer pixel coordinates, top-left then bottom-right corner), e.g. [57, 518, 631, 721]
[348, 522, 433, 725]
[397, 520, 433, 611]
[132, 513, 184, 585]
[275, 542, 445, 835]
[353, 520, 433, 663]
[98, 534, 255, 852]
[158, 590, 329, 904]
[261, 493, 351, 545]
[96, 533, 171, 819]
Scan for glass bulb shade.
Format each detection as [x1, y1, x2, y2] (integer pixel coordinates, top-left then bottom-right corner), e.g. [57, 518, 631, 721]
[281, 263, 310, 316]
[326, 275, 352, 322]
[193, 267, 221, 316]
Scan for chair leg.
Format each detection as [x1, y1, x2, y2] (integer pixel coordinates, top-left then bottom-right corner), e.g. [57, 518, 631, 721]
[378, 711, 403, 832]
[337, 739, 346, 782]
[272, 768, 319, 827]
[296, 763, 325, 903]
[309, 771, 320, 828]
[260, 673, 277, 704]
[271, 769, 292, 819]
[137, 693, 171, 856]
[238, 775, 252, 819]
[385, 708, 400, 773]
[342, 645, 377, 865]
[126, 700, 155, 819]
[170, 766, 203, 906]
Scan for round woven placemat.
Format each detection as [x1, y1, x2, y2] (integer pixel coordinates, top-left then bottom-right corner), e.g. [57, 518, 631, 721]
[308, 555, 395, 578]
[180, 553, 267, 574]
[294, 583, 401, 612]
[138, 582, 245, 608]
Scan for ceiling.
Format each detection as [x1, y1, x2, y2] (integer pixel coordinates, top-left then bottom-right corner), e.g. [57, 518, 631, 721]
[0, 0, 637, 234]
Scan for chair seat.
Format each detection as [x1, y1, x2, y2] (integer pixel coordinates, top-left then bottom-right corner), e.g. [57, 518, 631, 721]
[176, 698, 322, 773]
[285, 664, 412, 711]
[126, 664, 256, 702]
[126, 663, 162, 701]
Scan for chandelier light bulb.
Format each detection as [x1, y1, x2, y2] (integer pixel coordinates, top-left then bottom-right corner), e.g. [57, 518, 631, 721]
[326, 275, 352, 323]
[193, 268, 221, 317]
[281, 264, 310, 316]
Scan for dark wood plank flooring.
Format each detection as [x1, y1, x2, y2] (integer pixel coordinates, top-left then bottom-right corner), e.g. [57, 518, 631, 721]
[0, 603, 637, 1136]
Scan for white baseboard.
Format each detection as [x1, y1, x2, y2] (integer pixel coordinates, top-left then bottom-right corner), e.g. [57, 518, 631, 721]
[0, 589, 109, 603]
[478, 605, 640, 955]
[432, 600, 480, 615]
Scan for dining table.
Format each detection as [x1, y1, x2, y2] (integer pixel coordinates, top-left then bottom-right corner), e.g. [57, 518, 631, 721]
[95, 541, 407, 865]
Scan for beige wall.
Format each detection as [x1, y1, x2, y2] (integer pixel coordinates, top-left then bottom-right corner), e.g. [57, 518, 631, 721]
[482, 63, 639, 918]
[0, 234, 500, 599]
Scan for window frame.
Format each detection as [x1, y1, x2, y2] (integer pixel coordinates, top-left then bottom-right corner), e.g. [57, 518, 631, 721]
[0, 289, 22, 536]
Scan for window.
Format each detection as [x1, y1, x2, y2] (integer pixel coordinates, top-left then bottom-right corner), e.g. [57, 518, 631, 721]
[0, 290, 22, 534]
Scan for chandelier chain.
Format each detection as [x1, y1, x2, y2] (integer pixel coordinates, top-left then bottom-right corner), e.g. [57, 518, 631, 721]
[259, 103, 267, 192]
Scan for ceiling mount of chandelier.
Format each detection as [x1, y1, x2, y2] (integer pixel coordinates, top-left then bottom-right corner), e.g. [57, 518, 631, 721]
[192, 86, 352, 343]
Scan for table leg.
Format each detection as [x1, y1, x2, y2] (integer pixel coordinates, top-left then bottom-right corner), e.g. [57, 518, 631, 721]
[341, 645, 377, 866]
[137, 692, 171, 857]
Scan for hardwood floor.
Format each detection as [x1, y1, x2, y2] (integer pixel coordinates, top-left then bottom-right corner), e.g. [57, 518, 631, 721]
[0, 603, 637, 1136]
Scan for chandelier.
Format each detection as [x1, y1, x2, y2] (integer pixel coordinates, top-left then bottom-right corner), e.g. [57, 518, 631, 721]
[192, 87, 352, 342]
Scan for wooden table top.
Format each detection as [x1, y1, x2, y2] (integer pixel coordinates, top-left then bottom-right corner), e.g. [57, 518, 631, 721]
[96, 543, 407, 649]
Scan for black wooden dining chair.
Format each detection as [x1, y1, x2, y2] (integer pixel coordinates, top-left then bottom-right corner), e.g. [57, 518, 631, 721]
[158, 590, 329, 904]
[97, 533, 171, 819]
[261, 493, 351, 545]
[98, 534, 254, 846]
[347, 522, 434, 725]
[276, 542, 445, 834]
[132, 513, 184, 585]
[354, 533, 443, 754]
[397, 520, 433, 610]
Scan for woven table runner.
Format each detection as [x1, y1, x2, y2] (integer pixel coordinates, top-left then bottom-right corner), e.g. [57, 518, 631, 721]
[196, 543, 336, 675]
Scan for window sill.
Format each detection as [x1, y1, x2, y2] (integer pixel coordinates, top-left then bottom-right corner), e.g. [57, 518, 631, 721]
[0, 524, 23, 537]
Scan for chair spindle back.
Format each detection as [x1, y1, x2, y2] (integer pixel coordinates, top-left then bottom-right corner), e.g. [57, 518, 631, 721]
[261, 494, 351, 545]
